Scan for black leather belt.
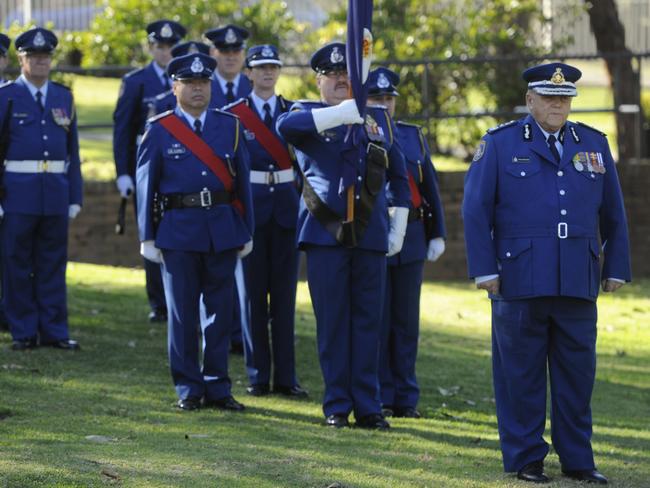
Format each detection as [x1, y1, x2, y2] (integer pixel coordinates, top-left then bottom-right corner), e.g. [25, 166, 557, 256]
[162, 189, 233, 210]
[408, 207, 423, 222]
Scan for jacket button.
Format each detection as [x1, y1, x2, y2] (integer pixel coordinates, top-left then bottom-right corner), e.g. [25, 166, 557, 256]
[520, 171, 526, 176]
[506, 252, 511, 257]
[557, 170, 564, 176]
[561, 209, 567, 215]
[559, 190, 566, 195]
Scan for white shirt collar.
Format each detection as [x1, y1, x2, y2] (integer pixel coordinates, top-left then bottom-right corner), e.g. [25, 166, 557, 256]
[214, 71, 240, 94]
[176, 107, 207, 130]
[20, 74, 48, 103]
[250, 91, 277, 118]
[535, 121, 564, 157]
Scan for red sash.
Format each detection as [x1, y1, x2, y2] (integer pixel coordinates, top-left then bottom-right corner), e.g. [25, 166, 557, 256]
[229, 102, 293, 170]
[159, 114, 243, 214]
[408, 172, 422, 209]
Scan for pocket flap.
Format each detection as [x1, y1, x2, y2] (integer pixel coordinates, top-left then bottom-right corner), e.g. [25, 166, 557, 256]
[505, 163, 541, 178]
[497, 238, 532, 259]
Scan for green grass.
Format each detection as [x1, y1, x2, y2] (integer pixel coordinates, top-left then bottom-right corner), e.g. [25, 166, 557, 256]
[0, 264, 648, 487]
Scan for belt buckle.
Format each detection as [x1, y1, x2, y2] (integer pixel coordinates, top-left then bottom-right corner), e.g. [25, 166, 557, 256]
[267, 171, 275, 185]
[41, 160, 49, 173]
[200, 189, 212, 207]
[558, 222, 568, 239]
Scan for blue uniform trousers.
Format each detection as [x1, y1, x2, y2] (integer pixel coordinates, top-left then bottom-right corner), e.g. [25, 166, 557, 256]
[161, 248, 237, 401]
[491, 297, 597, 472]
[379, 259, 424, 409]
[2, 213, 69, 342]
[306, 246, 385, 419]
[243, 221, 299, 387]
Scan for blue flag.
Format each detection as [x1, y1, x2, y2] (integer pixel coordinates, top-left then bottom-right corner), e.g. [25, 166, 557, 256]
[340, 0, 374, 198]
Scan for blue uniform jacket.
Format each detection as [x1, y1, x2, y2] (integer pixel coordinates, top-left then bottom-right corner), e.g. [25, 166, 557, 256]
[136, 108, 254, 253]
[113, 62, 169, 177]
[209, 75, 252, 109]
[224, 96, 299, 229]
[153, 89, 175, 115]
[389, 121, 446, 265]
[462, 115, 631, 301]
[277, 101, 410, 252]
[0, 79, 82, 215]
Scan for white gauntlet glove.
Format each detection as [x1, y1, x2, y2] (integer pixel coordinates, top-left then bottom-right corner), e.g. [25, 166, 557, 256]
[141, 240, 162, 264]
[386, 207, 409, 257]
[426, 237, 445, 262]
[312, 99, 364, 133]
[0, 204, 4, 219]
[238, 240, 253, 258]
[116, 174, 134, 198]
[68, 204, 81, 220]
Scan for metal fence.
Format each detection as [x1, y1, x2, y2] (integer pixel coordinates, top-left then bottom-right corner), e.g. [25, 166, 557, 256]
[1, 0, 98, 30]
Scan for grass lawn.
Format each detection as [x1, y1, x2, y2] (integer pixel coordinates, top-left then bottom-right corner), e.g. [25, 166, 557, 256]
[0, 264, 648, 487]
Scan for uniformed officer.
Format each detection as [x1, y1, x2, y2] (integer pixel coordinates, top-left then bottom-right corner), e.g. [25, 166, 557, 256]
[366, 67, 446, 419]
[153, 41, 211, 114]
[463, 62, 631, 484]
[0, 27, 83, 350]
[0, 33, 10, 84]
[224, 44, 306, 398]
[204, 25, 254, 354]
[113, 19, 186, 323]
[136, 52, 254, 411]
[277, 43, 411, 429]
[204, 25, 252, 109]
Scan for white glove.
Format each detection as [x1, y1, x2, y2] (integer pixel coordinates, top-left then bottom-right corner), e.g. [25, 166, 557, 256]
[238, 240, 253, 258]
[0, 204, 4, 219]
[140, 240, 162, 264]
[116, 174, 134, 198]
[68, 204, 81, 219]
[426, 237, 445, 262]
[312, 99, 364, 133]
[386, 207, 409, 257]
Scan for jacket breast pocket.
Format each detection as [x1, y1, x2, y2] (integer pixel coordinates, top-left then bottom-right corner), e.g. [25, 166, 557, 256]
[505, 163, 541, 179]
[497, 238, 533, 297]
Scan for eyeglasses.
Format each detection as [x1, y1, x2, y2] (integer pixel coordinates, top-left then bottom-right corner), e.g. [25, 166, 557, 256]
[321, 69, 348, 79]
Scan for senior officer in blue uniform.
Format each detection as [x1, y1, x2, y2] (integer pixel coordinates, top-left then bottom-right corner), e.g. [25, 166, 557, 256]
[113, 19, 186, 323]
[136, 52, 254, 411]
[278, 43, 411, 430]
[367, 67, 446, 419]
[153, 41, 211, 115]
[0, 33, 10, 84]
[204, 25, 252, 109]
[0, 28, 83, 350]
[463, 62, 631, 484]
[224, 45, 306, 398]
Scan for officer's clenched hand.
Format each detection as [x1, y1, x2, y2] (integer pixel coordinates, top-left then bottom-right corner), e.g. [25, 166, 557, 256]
[116, 174, 135, 198]
[312, 99, 364, 133]
[602, 279, 624, 293]
[141, 240, 162, 264]
[477, 277, 500, 295]
[68, 204, 81, 219]
[238, 240, 253, 258]
[426, 238, 445, 262]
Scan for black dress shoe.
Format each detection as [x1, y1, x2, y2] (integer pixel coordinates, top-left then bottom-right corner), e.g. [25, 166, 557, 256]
[41, 339, 80, 350]
[148, 310, 167, 323]
[355, 413, 390, 430]
[229, 342, 244, 355]
[381, 405, 394, 417]
[562, 469, 608, 484]
[392, 406, 421, 418]
[11, 337, 38, 351]
[517, 461, 550, 483]
[325, 414, 350, 428]
[273, 384, 308, 398]
[204, 396, 245, 411]
[246, 384, 270, 396]
[177, 397, 201, 411]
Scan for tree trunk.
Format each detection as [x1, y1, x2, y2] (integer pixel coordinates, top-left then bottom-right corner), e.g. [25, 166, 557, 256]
[585, 0, 642, 161]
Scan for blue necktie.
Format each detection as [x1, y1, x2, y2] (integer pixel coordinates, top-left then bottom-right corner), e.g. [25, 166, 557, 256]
[226, 82, 235, 103]
[547, 134, 561, 163]
[194, 119, 202, 136]
[263, 102, 273, 129]
[35, 90, 44, 111]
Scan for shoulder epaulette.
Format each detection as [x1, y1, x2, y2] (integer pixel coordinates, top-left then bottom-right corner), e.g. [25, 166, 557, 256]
[0, 80, 14, 90]
[154, 90, 173, 102]
[576, 121, 607, 137]
[211, 108, 240, 119]
[50, 80, 71, 91]
[487, 120, 517, 134]
[124, 67, 146, 80]
[367, 103, 388, 111]
[278, 95, 293, 112]
[396, 121, 421, 129]
[148, 110, 173, 124]
[221, 98, 247, 112]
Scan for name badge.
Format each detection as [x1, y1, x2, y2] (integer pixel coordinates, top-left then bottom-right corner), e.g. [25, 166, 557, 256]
[166, 143, 187, 156]
[512, 156, 530, 163]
